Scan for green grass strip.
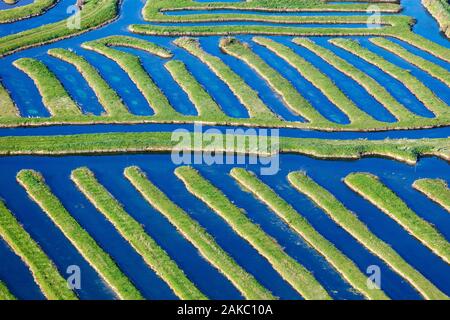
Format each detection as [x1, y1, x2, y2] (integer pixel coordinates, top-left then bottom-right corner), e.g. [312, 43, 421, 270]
[164, 60, 226, 118]
[0, 80, 18, 117]
[0, 200, 77, 300]
[71, 167, 206, 300]
[369, 37, 450, 87]
[231, 168, 389, 300]
[16, 169, 143, 300]
[289, 172, 448, 300]
[422, 0, 450, 38]
[413, 179, 450, 213]
[330, 38, 450, 118]
[125, 166, 274, 300]
[0, 281, 16, 300]
[83, 36, 178, 117]
[0, 0, 55, 23]
[175, 166, 331, 300]
[48, 48, 129, 117]
[253, 37, 378, 125]
[344, 173, 450, 265]
[292, 37, 416, 122]
[173, 37, 278, 121]
[394, 32, 450, 64]
[13, 58, 80, 117]
[220, 37, 329, 124]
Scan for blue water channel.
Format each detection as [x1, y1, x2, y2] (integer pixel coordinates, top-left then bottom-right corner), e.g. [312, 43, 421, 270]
[0, 0, 34, 10]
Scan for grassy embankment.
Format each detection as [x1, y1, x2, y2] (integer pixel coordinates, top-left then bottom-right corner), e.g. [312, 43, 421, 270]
[330, 39, 450, 118]
[253, 37, 378, 126]
[220, 37, 329, 124]
[175, 166, 331, 300]
[164, 60, 226, 118]
[47, 48, 129, 117]
[16, 170, 143, 300]
[173, 37, 277, 121]
[0, 0, 55, 23]
[230, 168, 389, 300]
[288, 172, 448, 300]
[0, 133, 448, 165]
[124, 166, 274, 300]
[82, 36, 179, 118]
[0, 281, 15, 300]
[71, 167, 206, 300]
[344, 173, 450, 264]
[292, 37, 417, 122]
[422, 0, 450, 38]
[0, 200, 77, 300]
[0, 80, 18, 117]
[369, 37, 450, 88]
[13, 58, 81, 117]
[0, 0, 120, 57]
[413, 179, 450, 213]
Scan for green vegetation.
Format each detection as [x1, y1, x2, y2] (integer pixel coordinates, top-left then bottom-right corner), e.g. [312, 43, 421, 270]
[83, 36, 179, 117]
[413, 179, 450, 213]
[422, 0, 450, 38]
[369, 37, 450, 87]
[230, 168, 389, 300]
[330, 38, 450, 118]
[344, 173, 450, 265]
[48, 48, 129, 117]
[173, 37, 277, 120]
[288, 172, 448, 300]
[0, 0, 55, 23]
[0, 200, 77, 300]
[292, 37, 416, 122]
[164, 60, 225, 118]
[13, 58, 80, 117]
[175, 166, 331, 300]
[125, 166, 274, 300]
[0, 281, 16, 301]
[16, 169, 143, 300]
[253, 37, 378, 125]
[71, 167, 206, 300]
[0, 80, 18, 117]
[220, 37, 329, 123]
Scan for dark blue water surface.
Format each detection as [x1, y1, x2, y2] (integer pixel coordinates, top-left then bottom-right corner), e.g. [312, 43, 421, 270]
[0, 0, 34, 11]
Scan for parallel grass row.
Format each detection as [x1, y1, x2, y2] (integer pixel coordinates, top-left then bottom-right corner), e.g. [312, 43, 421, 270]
[16, 170, 143, 300]
[230, 168, 389, 300]
[0, 200, 77, 300]
[13, 58, 81, 117]
[220, 37, 329, 124]
[330, 39, 450, 118]
[174, 166, 331, 300]
[292, 37, 416, 122]
[288, 172, 448, 300]
[344, 173, 450, 264]
[0, 80, 18, 117]
[0, 0, 55, 23]
[253, 37, 378, 126]
[413, 179, 450, 213]
[47, 48, 129, 117]
[71, 167, 206, 300]
[124, 166, 274, 300]
[0, 281, 16, 301]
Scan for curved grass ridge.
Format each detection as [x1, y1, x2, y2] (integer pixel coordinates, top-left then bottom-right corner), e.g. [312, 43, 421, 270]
[174, 166, 331, 300]
[230, 168, 389, 300]
[288, 172, 448, 300]
[369, 37, 450, 87]
[71, 167, 206, 300]
[220, 37, 329, 124]
[0, 80, 19, 117]
[0, 281, 16, 300]
[164, 60, 226, 118]
[344, 173, 450, 265]
[16, 169, 143, 300]
[82, 36, 179, 117]
[413, 179, 450, 213]
[47, 48, 129, 117]
[13, 58, 81, 117]
[253, 37, 378, 126]
[292, 37, 416, 122]
[124, 166, 275, 300]
[422, 0, 450, 38]
[0, 200, 77, 300]
[173, 37, 277, 121]
[330, 38, 450, 118]
[0, 0, 55, 23]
